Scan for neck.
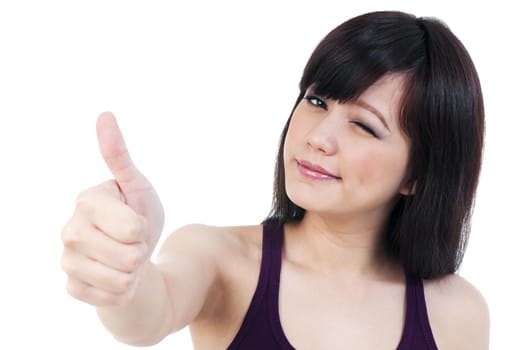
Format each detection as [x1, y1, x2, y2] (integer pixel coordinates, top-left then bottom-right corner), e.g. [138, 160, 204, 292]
[285, 211, 398, 279]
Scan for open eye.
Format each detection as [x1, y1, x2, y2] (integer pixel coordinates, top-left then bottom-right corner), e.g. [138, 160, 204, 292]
[304, 95, 328, 110]
[351, 121, 378, 138]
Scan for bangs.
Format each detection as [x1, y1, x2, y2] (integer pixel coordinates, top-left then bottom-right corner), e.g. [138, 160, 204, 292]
[300, 48, 389, 103]
[299, 11, 425, 103]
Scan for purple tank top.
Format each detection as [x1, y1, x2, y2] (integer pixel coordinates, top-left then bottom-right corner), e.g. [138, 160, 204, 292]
[226, 220, 438, 350]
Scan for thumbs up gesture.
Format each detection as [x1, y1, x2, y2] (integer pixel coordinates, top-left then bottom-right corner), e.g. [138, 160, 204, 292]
[61, 112, 165, 306]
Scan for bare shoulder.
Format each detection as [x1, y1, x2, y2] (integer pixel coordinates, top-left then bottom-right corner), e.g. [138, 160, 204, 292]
[155, 223, 264, 344]
[424, 273, 490, 349]
[147, 224, 263, 335]
[157, 223, 263, 263]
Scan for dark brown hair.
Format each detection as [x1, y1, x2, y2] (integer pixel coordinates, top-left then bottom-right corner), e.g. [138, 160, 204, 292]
[265, 11, 485, 279]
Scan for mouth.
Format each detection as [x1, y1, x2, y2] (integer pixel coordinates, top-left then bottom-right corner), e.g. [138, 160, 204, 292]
[296, 159, 341, 180]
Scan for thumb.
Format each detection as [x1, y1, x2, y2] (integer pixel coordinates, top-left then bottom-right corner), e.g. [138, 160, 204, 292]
[96, 111, 150, 200]
[96, 112, 165, 247]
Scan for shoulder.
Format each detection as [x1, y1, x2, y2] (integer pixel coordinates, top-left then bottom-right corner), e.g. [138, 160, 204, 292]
[157, 224, 264, 327]
[157, 223, 263, 268]
[424, 273, 490, 349]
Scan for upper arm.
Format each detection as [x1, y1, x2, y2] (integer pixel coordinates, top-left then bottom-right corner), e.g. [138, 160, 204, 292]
[425, 274, 490, 349]
[154, 224, 227, 333]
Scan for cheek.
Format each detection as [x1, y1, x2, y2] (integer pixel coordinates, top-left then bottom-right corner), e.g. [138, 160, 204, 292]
[345, 151, 380, 185]
[284, 113, 305, 155]
[342, 145, 409, 190]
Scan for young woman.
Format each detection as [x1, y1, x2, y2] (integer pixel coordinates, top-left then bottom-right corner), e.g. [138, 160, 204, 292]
[61, 11, 489, 349]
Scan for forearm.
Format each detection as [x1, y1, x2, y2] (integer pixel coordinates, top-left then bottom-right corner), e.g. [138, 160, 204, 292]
[95, 261, 173, 346]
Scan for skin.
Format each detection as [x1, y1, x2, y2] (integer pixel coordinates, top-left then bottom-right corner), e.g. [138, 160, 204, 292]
[61, 74, 489, 349]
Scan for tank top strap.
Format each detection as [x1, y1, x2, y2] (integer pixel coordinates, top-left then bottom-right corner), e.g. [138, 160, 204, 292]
[226, 221, 274, 349]
[397, 270, 438, 350]
[267, 219, 284, 296]
[267, 220, 296, 349]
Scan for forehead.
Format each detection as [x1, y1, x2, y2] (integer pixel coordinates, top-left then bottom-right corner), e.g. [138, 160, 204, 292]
[356, 73, 407, 124]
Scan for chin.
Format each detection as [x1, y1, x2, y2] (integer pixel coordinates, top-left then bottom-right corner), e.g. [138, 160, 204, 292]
[285, 183, 333, 214]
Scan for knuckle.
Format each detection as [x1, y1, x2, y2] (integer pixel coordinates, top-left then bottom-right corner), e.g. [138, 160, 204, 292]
[61, 255, 77, 276]
[66, 280, 116, 306]
[61, 223, 80, 247]
[75, 190, 94, 211]
[65, 279, 86, 300]
[123, 247, 144, 271]
[122, 217, 144, 242]
[113, 272, 135, 293]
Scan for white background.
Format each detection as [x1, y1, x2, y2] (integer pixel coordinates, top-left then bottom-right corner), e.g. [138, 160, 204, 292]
[1, 1, 525, 349]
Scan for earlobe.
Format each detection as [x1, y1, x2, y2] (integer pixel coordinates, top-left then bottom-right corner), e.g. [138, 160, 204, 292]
[400, 180, 417, 196]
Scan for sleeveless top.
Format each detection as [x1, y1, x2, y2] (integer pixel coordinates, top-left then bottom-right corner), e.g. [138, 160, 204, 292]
[226, 220, 438, 350]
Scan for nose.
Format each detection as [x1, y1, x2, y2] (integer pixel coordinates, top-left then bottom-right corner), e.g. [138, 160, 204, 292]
[305, 116, 339, 155]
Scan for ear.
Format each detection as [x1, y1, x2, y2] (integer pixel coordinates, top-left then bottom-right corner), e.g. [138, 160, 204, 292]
[399, 179, 417, 196]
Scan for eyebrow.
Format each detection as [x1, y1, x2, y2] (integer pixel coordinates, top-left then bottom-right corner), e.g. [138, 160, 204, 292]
[354, 99, 390, 131]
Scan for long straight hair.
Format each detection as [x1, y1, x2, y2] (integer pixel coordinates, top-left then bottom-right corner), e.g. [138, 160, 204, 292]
[265, 11, 485, 279]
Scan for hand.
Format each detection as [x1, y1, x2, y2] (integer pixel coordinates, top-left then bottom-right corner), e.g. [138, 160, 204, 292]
[61, 112, 165, 306]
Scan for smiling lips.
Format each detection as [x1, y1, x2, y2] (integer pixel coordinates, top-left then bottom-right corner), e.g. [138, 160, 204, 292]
[296, 159, 341, 180]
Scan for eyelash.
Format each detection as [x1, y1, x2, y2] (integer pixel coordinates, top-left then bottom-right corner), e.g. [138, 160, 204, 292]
[304, 95, 378, 138]
[352, 121, 378, 138]
[304, 95, 327, 110]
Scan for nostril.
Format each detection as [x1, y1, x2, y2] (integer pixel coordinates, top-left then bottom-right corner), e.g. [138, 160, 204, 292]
[306, 135, 336, 155]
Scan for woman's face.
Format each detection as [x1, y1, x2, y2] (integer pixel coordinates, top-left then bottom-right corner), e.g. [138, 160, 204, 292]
[283, 74, 412, 221]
